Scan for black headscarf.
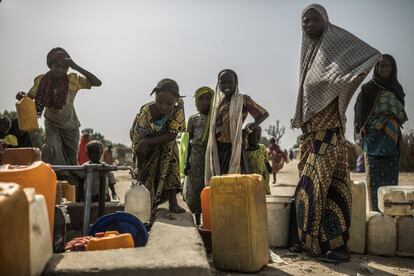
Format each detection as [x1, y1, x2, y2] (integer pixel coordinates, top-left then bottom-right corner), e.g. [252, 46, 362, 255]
[372, 54, 405, 105]
[354, 54, 406, 137]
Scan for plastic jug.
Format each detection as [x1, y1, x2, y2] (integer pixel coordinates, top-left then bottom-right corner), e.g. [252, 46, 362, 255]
[378, 186, 414, 216]
[0, 182, 31, 276]
[211, 174, 269, 273]
[349, 181, 367, 254]
[367, 211, 397, 256]
[0, 161, 57, 236]
[200, 186, 211, 230]
[124, 180, 151, 223]
[397, 216, 414, 257]
[15, 95, 39, 131]
[266, 195, 291, 248]
[86, 231, 134, 251]
[56, 180, 76, 203]
[2, 147, 41, 165]
[24, 188, 52, 276]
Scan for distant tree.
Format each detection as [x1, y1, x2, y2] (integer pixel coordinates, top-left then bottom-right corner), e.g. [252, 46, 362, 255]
[2, 110, 17, 120]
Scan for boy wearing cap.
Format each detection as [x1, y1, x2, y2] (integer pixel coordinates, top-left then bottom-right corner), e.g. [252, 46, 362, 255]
[130, 78, 186, 215]
[16, 47, 101, 167]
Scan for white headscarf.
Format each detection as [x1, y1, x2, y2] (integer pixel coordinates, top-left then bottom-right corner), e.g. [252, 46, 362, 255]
[292, 4, 381, 130]
[205, 70, 244, 185]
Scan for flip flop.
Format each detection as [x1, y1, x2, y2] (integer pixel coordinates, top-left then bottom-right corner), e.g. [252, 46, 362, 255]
[317, 250, 350, 263]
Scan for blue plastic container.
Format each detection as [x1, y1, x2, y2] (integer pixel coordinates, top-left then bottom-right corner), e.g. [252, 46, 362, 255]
[88, 212, 148, 247]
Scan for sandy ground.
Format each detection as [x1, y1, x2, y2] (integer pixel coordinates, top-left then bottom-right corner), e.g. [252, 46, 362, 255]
[114, 161, 414, 276]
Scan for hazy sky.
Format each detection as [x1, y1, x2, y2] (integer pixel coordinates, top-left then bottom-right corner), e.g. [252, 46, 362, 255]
[1, 0, 413, 149]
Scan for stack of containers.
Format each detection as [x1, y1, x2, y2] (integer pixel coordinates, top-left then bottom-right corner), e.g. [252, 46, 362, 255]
[366, 186, 414, 257]
[0, 183, 53, 276]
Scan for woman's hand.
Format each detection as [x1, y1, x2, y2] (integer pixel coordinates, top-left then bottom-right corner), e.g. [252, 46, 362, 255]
[16, 92, 27, 101]
[360, 127, 367, 136]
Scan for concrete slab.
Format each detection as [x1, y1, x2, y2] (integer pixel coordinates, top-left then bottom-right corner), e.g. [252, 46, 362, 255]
[43, 199, 211, 276]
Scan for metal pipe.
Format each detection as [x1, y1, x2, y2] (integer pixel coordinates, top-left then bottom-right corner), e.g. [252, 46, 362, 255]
[98, 172, 106, 217]
[82, 167, 95, 235]
[51, 164, 132, 172]
[50, 163, 133, 235]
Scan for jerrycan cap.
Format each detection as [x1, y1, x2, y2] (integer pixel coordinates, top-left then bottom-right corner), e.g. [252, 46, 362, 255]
[131, 180, 143, 187]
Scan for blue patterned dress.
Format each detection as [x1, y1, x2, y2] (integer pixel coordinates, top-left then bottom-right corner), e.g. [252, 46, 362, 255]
[363, 91, 407, 211]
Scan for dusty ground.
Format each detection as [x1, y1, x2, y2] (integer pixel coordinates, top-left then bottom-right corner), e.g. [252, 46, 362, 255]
[114, 161, 414, 276]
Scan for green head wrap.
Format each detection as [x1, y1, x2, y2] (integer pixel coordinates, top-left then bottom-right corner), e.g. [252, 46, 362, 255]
[194, 86, 214, 143]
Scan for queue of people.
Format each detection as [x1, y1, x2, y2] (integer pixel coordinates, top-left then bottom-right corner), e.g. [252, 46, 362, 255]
[5, 3, 408, 265]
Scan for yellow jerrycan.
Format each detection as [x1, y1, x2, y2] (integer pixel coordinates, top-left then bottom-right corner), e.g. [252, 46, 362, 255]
[211, 174, 269, 273]
[16, 95, 39, 131]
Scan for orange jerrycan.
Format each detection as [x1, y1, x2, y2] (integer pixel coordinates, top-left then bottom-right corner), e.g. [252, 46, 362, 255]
[200, 186, 211, 230]
[211, 174, 269, 273]
[0, 161, 57, 236]
[16, 95, 39, 131]
[86, 231, 134, 251]
[0, 183, 31, 276]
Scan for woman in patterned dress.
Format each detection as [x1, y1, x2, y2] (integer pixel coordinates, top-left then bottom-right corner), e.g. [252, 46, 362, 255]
[291, 4, 381, 262]
[355, 54, 407, 211]
[130, 79, 186, 214]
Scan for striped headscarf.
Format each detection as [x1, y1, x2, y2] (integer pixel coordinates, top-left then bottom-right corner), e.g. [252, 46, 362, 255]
[194, 86, 214, 143]
[291, 4, 381, 130]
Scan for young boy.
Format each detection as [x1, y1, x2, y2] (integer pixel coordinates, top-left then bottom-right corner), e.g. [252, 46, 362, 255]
[16, 47, 101, 168]
[245, 126, 272, 194]
[84, 140, 110, 202]
[102, 144, 119, 201]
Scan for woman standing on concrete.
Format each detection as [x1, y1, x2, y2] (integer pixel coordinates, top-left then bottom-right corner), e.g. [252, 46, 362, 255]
[354, 54, 407, 211]
[291, 4, 380, 262]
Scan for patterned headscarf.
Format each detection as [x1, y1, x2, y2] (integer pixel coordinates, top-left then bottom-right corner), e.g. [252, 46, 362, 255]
[194, 86, 214, 143]
[35, 48, 70, 116]
[292, 4, 381, 130]
[205, 69, 244, 184]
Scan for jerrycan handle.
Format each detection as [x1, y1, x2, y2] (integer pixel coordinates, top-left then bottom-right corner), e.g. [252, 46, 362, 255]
[131, 180, 144, 187]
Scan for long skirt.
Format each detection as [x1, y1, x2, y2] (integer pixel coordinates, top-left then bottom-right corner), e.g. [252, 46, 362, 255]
[42, 119, 80, 165]
[217, 142, 248, 174]
[185, 144, 206, 214]
[365, 150, 400, 211]
[137, 140, 182, 209]
[295, 129, 352, 256]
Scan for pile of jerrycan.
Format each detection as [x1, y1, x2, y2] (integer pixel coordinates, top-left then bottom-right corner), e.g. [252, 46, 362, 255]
[349, 181, 414, 257]
[0, 148, 151, 276]
[199, 174, 293, 273]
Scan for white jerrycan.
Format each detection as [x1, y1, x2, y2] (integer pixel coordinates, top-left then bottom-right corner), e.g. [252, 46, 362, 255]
[124, 180, 151, 223]
[24, 188, 52, 276]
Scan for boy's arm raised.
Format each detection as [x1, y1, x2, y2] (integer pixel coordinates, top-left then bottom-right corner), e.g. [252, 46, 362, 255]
[64, 58, 102, 87]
